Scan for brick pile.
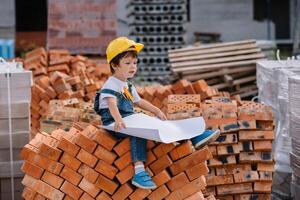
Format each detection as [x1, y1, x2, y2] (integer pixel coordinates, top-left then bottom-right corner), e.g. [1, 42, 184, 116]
[39, 98, 101, 134]
[23, 48, 110, 137]
[21, 124, 216, 200]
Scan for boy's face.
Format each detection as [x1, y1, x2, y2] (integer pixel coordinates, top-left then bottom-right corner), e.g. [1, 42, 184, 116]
[114, 55, 138, 79]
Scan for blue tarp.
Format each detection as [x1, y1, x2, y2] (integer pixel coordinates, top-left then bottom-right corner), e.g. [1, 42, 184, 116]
[0, 39, 14, 59]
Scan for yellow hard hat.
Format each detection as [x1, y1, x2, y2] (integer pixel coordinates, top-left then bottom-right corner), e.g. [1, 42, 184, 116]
[106, 37, 144, 64]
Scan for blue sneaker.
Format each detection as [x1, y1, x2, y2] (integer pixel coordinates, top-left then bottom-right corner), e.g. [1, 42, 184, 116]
[132, 171, 157, 189]
[191, 129, 220, 149]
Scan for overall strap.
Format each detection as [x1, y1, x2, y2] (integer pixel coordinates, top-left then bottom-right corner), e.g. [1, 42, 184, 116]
[127, 81, 133, 94]
[100, 89, 121, 97]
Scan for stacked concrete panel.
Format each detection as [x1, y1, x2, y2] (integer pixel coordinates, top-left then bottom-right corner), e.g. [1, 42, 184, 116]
[128, 0, 187, 83]
[21, 124, 216, 200]
[0, 62, 32, 199]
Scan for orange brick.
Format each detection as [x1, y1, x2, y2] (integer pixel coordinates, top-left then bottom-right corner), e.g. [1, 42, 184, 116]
[60, 152, 81, 171]
[235, 194, 271, 200]
[75, 133, 97, 153]
[185, 162, 209, 180]
[165, 176, 206, 200]
[169, 141, 194, 161]
[111, 183, 133, 200]
[60, 166, 83, 186]
[206, 174, 234, 186]
[34, 193, 46, 200]
[148, 185, 170, 200]
[113, 138, 130, 156]
[21, 161, 44, 179]
[170, 146, 212, 175]
[185, 191, 205, 200]
[95, 160, 118, 179]
[233, 171, 259, 183]
[78, 164, 99, 184]
[216, 164, 252, 176]
[153, 143, 176, 158]
[145, 150, 157, 166]
[149, 154, 173, 174]
[216, 183, 253, 196]
[207, 155, 236, 167]
[204, 186, 216, 197]
[217, 144, 240, 155]
[253, 140, 272, 151]
[41, 171, 64, 189]
[94, 145, 117, 165]
[57, 136, 80, 157]
[93, 129, 118, 151]
[114, 151, 132, 170]
[152, 170, 171, 187]
[116, 165, 134, 184]
[208, 145, 217, 156]
[166, 172, 189, 191]
[79, 193, 94, 200]
[96, 174, 119, 195]
[60, 181, 84, 200]
[38, 137, 62, 161]
[22, 187, 36, 200]
[257, 163, 274, 172]
[78, 178, 101, 198]
[76, 148, 98, 168]
[96, 191, 112, 200]
[239, 130, 274, 141]
[259, 171, 273, 182]
[129, 188, 152, 200]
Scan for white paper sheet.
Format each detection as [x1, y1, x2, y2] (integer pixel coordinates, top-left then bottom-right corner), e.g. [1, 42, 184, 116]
[100, 113, 206, 143]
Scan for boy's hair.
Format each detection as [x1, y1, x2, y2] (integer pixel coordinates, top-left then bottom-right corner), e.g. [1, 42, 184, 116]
[109, 50, 138, 74]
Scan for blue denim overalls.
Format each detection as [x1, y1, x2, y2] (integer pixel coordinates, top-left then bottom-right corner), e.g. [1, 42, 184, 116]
[98, 84, 147, 163]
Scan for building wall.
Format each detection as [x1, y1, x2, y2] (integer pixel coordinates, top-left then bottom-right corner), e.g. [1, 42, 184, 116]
[0, 0, 15, 39]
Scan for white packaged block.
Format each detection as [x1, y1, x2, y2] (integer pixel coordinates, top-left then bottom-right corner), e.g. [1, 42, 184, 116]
[0, 102, 30, 119]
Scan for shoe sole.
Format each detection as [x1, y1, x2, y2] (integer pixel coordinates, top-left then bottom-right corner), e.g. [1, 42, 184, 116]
[194, 130, 221, 150]
[131, 180, 157, 190]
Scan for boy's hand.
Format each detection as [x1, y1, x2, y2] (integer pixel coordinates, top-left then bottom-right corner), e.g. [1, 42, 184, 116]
[156, 110, 167, 121]
[114, 120, 126, 132]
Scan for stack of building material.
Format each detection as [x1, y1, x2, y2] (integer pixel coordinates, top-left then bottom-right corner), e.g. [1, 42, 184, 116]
[40, 98, 101, 133]
[203, 98, 274, 199]
[0, 62, 32, 199]
[169, 40, 265, 98]
[21, 124, 216, 200]
[288, 75, 300, 199]
[128, 0, 187, 83]
[47, 0, 117, 55]
[23, 47, 110, 137]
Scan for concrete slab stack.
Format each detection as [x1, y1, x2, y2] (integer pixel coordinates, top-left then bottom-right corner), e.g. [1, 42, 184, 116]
[0, 61, 32, 199]
[128, 0, 187, 83]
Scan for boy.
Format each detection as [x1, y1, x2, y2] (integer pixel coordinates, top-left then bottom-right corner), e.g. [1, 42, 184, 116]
[95, 37, 220, 189]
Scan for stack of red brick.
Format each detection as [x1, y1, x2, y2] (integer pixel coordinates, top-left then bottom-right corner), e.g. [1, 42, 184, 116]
[21, 124, 217, 200]
[23, 48, 110, 137]
[163, 94, 274, 199]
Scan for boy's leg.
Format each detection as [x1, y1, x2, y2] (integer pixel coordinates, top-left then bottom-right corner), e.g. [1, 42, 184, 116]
[191, 129, 220, 150]
[130, 137, 157, 189]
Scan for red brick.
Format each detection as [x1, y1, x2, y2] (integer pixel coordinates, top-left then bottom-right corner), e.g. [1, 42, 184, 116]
[75, 133, 97, 153]
[38, 137, 62, 161]
[206, 174, 234, 186]
[21, 161, 44, 179]
[78, 178, 101, 198]
[116, 165, 134, 184]
[149, 154, 173, 175]
[57, 135, 80, 157]
[185, 191, 205, 200]
[113, 138, 130, 156]
[165, 176, 206, 200]
[60, 166, 83, 186]
[60, 152, 81, 171]
[78, 164, 99, 184]
[216, 183, 253, 195]
[114, 151, 131, 170]
[22, 187, 36, 200]
[94, 145, 117, 165]
[92, 129, 118, 151]
[170, 146, 212, 175]
[253, 140, 272, 151]
[233, 171, 259, 183]
[152, 170, 171, 187]
[215, 164, 252, 176]
[257, 163, 274, 172]
[254, 182, 272, 193]
[96, 174, 119, 195]
[111, 183, 133, 200]
[129, 188, 152, 200]
[145, 150, 157, 166]
[79, 193, 94, 200]
[148, 185, 170, 200]
[185, 162, 209, 180]
[166, 172, 189, 191]
[60, 181, 84, 200]
[41, 171, 64, 189]
[153, 143, 176, 158]
[95, 160, 118, 179]
[76, 148, 98, 168]
[96, 191, 112, 200]
[235, 194, 271, 200]
[34, 193, 46, 200]
[169, 141, 194, 161]
[217, 144, 240, 155]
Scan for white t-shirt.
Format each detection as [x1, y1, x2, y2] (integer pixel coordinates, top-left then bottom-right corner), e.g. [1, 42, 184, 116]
[99, 76, 141, 109]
